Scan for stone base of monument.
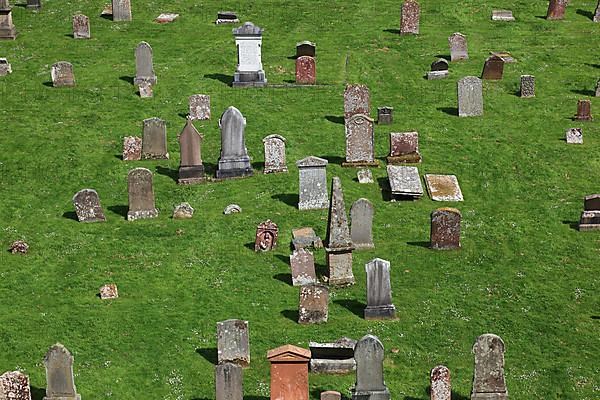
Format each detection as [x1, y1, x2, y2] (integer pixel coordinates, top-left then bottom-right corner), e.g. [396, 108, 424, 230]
[364, 305, 396, 320]
[387, 153, 422, 164]
[351, 388, 391, 400]
[43, 396, 82, 400]
[0, 27, 17, 40]
[127, 208, 159, 221]
[342, 160, 379, 168]
[427, 70, 449, 80]
[579, 211, 600, 231]
[310, 358, 356, 374]
[470, 393, 508, 400]
[178, 166, 205, 184]
[134, 76, 157, 86]
[233, 70, 267, 87]
[216, 157, 253, 179]
[325, 249, 355, 287]
[142, 152, 169, 160]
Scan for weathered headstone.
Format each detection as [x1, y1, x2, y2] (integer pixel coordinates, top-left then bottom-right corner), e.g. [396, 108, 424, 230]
[0, 58, 11, 76]
[449, 33, 468, 62]
[425, 174, 464, 201]
[430, 365, 451, 400]
[387, 131, 422, 163]
[217, 319, 250, 367]
[471, 334, 508, 400]
[72, 14, 90, 39]
[0, 371, 31, 400]
[344, 84, 370, 119]
[297, 156, 328, 210]
[400, 0, 420, 34]
[112, 0, 132, 21]
[72, 189, 106, 222]
[430, 208, 461, 250]
[364, 258, 396, 319]
[387, 165, 423, 199]
[309, 338, 357, 374]
[223, 204, 242, 214]
[290, 248, 317, 286]
[122, 136, 142, 160]
[154, 13, 178, 23]
[595, 1, 600, 22]
[255, 220, 278, 252]
[296, 55, 316, 85]
[325, 177, 355, 286]
[99, 283, 118, 299]
[350, 198, 374, 249]
[26, 0, 41, 10]
[263, 134, 287, 173]
[377, 106, 393, 124]
[216, 11, 239, 24]
[596, 79, 600, 97]
[141, 117, 168, 159]
[321, 391, 341, 400]
[9, 240, 28, 254]
[520, 75, 535, 98]
[232, 22, 266, 87]
[298, 283, 329, 324]
[138, 82, 152, 98]
[579, 194, 600, 230]
[296, 41, 316, 57]
[357, 168, 374, 184]
[44, 344, 81, 400]
[127, 168, 158, 221]
[292, 227, 323, 250]
[134, 41, 157, 85]
[458, 76, 483, 117]
[189, 94, 211, 120]
[481, 55, 504, 80]
[216, 106, 253, 179]
[178, 119, 205, 184]
[51, 62, 75, 87]
[0, 0, 16, 40]
[574, 99, 593, 121]
[173, 202, 194, 219]
[267, 345, 311, 400]
[428, 58, 449, 80]
[351, 335, 391, 400]
[344, 114, 376, 166]
[566, 128, 583, 144]
[215, 363, 243, 400]
[492, 10, 515, 21]
[546, 0, 568, 20]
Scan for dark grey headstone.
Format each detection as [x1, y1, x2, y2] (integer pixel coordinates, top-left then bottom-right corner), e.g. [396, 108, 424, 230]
[520, 75, 535, 98]
[141, 117, 168, 160]
[127, 168, 158, 221]
[364, 258, 396, 319]
[351, 335, 390, 400]
[377, 106, 393, 124]
[134, 41, 157, 85]
[458, 76, 483, 117]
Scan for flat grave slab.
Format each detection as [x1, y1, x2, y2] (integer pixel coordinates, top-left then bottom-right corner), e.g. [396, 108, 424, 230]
[425, 174, 464, 202]
[387, 165, 423, 199]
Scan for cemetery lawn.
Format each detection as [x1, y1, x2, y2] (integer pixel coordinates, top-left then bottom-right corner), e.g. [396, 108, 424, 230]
[1, 0, 599, 399]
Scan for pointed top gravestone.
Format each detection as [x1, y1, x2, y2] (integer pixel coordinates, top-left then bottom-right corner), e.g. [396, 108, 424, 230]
[216, 106, 253, 179]
[297, 156, 328, 210]
[178, 119, 205, 184]
[350, 198, 374, 249]
[352, 335, 390, 400]
[134, 41, 156, 85]
[400, 0, 420, 34]
[112, 0, 132, 21]
[471, 334, 508, 400]
[458, 76, 483, 117]
[44, 344, 81, 400]
[449, 33, 468, 61]
[364, 258, 396, 319]
[127, 167, 158, 221]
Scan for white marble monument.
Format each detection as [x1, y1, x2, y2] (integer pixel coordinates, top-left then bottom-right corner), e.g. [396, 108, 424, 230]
[232, 22, 267, 87]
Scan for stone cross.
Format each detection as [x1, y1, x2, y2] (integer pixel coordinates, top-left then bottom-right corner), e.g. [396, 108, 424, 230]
[448, 32, 468, 61]
[134, 41, 157, 85]
[296, 41, 316, 57]
[430, 208, 461, 249]
[400, 0, 420, 34]
[351, 335, 390, 400]
[325, 177, 355, 286]
[344, 84, 370, 119]
[296, 55, 316, 84]
[377, 106, 393, 124]
[520, 75, 535, 98]
[344, 114, 376, 166]
[298, 283, 329, 324]
[127, 168, 158, 221]
[364, 258, 396, 319]
[267, 345, 311, 400]
[112, 0, 132, 21]
[387, 131, 421, 163]
[215, 362, 242, 400]
[350, 198, 374, 249]
[595, 1, 600, 22]
[216, 106, 253, 178]
[51, 62, 75, 87]
[430, 365, 451, 400]
[546, 0, 568, 20]
[178, 119, 205, 184]
[296, 156, 328, 210]
[471, 334, 508, 400]
[0, 0, 16, 40]
[0, 371, 31, 400]
[44, 344, 81, 400]
[481, 55, 504, 80]
[217, 319, 250, 367]
[189, 94, 211, 120]
[574, 99, 593, 121]
[72, 14, 90, 39]
[457, 76, 483, 117]
[232, 22, 267, 87]
[141, 117, 168, 159]
[122, 136, 142, 160]
[290, 248, 317, 286]
[263, 134, 287, 173]
[254, 220, 278, 251]
[72, 189, 106, 222]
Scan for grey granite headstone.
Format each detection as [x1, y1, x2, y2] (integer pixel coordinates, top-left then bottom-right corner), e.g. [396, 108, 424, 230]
[178, 119, 205, 184]
[351, 335, 390, 400]
[297, 156, 328, 210]
[215, 362, 243, 400]
[520, 75, 535, 98]
[350, 198, 374, 249]
[112, 0, 132, 21]
[72, 189, 106, 222]
[127, 168, 158, 221]
[43, 344, 81, 400]
[263, 134, 287, 173]
[364, 258, 396, 319]
[217, 319, 250, 367]
[458, 76, 483, 117]
[566, 128, 583, 144]
[232, 22, 267, 87]
[309, 337, 357, 374]
[344, 114, 376, 166]
[189, 94, 211, 120]
[298, 283, 329, 324]
[0, 371, 31, 400]
[72, 14, 90, 39]
[431, 365, 451, 400]
[471, 334, 508, 400]
[449, 33, 468, 62]
[51, 62, 75, 87]
[387, 165, 423, 199]
[134, 41, 156, 85]
[325, 177, 355, 286]
[216, 106, 253, 179]
[141, 117, 168, 159]
[290, 248, 317, 286]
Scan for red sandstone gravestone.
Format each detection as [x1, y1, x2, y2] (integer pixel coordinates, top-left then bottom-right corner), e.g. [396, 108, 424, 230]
[296, 55, 316, 84]
[267, 345, 311, 400]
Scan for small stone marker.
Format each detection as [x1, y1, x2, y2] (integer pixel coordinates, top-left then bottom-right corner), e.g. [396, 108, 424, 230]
[458, 76, 483, 117]
[216, 106, 253, 179]
[350, 198, 374, 249]
[0, 371, 31, 400]
[425, 174, 464, 201]
[351, 335, 391, 400]
[387, 165, 423, 199]
[263, 134, 288, 173]
[134, 41, 157, 85]
[344, 84, 370, 119]
[224, 204, 242, 214]
[178, 119, 205, 184]
[154, 13, 178, 23]
[566, 128, 583, 144]
[122, 136, 142, 160]
[574, 99, 593, 121]
[492, 10, 515, 21]
[321, 391, 342, 400]
[344, 113, 376, 166]
[255, 220, 278, 252]
[387, 131, 422, 163]
[428, 58, 449, 80]
[357, 168, 374, 183]
[26, 0, 41, 10]
[44, 344, 81, 400]
[232, 22, 267, 87]
[449, 33, 468, 62]
[546, 0, 568, 20]
[0, 0, 16, 40]
[267, 345, 311, 400]
[310, 337, 357, 374]
[99, 283, 118, 299]
[296, 41, 316, 57]
[112, 0, 132, 21]
[215, 11, 239, 24]
[0, 58, 11, 76]
[296, 55, 316, 84]
[290, 248, 317, 286]
[579, 194, 600, 231]
[9, 240, 28, 254]
[138, 82, 153, 98]
[215, 363, 242, 400]
[520, 75, 535, 98]
[364, 258, 396, 319]
[298, 283, 329, 324]
[217, 319, 250, 367]
[325, 177, 355, 286]
[292, 227, 323, 250]
[142, 117, 168, 159]
[400, 0, 420, 34]
[297, 156, 329, 210]
[430, 365, 451, 400]
[72, 189, 106, 222]
[471, 334, 508, 400]
[72, 14, 90, 39]
[51, 62, 75, 87]
[127, 168, 158, 221]
[189, 94, 211, 120]
[173, 202, 194, 219]
[481, 55, 504, 80]
[377, 106, 393, 124]
[430, 208, 461, 250]
[595, 1, 600, 22]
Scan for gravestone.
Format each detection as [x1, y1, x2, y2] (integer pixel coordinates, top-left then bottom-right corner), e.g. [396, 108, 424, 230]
[44, 344, 81, 400]
[344, 84, 370, 119]
[0, 371, 31, 400]
[72, 14, 90, 39]
[173, 202, 194, 219]
[566, 128, 583, 144]
[425, 174, 464, 201]
[232, 22, 266, 87]
[215, 11, 239, 24]
[344, 114, 376, 166]
[377, 106, 393, 124]
[290, 248, 317, 286]
[492, 10, 515, 21]
[595, 1, 600, 22]
[138, 82, 152, 98]
[296, 55, 316, 84]
[458, 76, 483, 117]
[134, 41, 157, 85]
[520, 75, 535, 98]
[357, 168, 374, 183]
[99, 283, 118, 299]
[122, 136, 142, 160]
[297, 156, 328, 210]
[579, 194, 600, 230]
[112, 0, 132, 21]
[298, 283, 329, 324]
[296, 41, 316, 57]
[387, 131, 422, 163]
[263, 134, 288, 173]
[9, 240, 28, 254]
[546, 0, 568, 20]
[154, 13, 178, 23]
[255, 220, 278, 252]
[596, 79, 600, 97]
[431, 365, 451, 400]
[449, 33, 468, 61]
[216, 106, 253, 179]
[0, 58, 11, 76]
[309, 337, 357, 374]
[471, 334, 508, 400]
[428, 58, 449, 80]
[267, 345, 311, 400]
[51, 62, 75, 87]
[325, 177, 355, 286]
[215, 363, 243, 400]
[387, 165, 423, 199]
[350, 198, 374, 249]
[0, 0, 16, 40]
[27, 0, 41, 10]
[400, 0, 420, 34]
[127, 168, 158, 221]
[223, 204, 242, 214]
[292, 227, 323, 250]
[72, 189, 106, 222]
[189, 94, 211, 120]
[217, 319, 250, 367]
[141, 117, 168, 159]
[574, 99, 592, 120]
[178, 119, 205, 184]
[351, 335, 390, 400]
[321, 391, 341, 400]
[481, 55, 504, 80]
[364, 258, 396, 320]
[430, 208, 461, 250]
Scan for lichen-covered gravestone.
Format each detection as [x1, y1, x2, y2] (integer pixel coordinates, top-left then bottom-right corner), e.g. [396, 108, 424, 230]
[127, 167, 158, 221]
[351, 335, 391, 400]
[546, 0, 568, 20]
[520, 75, 535, 98]
[298, 283, 329, 324]
[263, 134, 287, 173]
[424, 174, 464, 202]
[44, 344, 81, 400]
[215, 362, 243, 400]
[290, 248, 317, 286]
[216, 106, 253, 178]
[566, 128, 583, 144]
[178, 119, 205, 184]
[0, 371, 31, 400]
[387, 131, 422, 164]
[297, 156, 328, 210]
[141, 117, 168, 159]
[99, 283, 118, 299]
[325, 177, 355, 286]
[172, 202, 194, 219]
[188, 94, 211, 120]
[217, 319, 250, 367]
[344, 114, 376, 166]
[430, 208, 461, 250]
[449, 32, 468, 61]
[296, 55, 316, 84]
[134, 41, 157, 85]
[364, 258, 396, 319]
[350, 198, 374, 249]
[122, 136, 142, 160]
[471, 334, 508, 400]
[112, 0, 132, 22]
[0, 0, 17, 40]
[430, 365, 451, 400]
[72, 14, 90, 39]
[344, 84, 370, 119]
[72, 189, 106, 222]
[387, 165, 423, 199]
[51, 62, 75, 87]
[400, 0, 420, 34]
[458, 76, 483, 117]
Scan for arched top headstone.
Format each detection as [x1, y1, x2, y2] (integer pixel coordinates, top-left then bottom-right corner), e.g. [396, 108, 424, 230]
[233, 21, 263, 36]
[471, 334, 507, 395]
[354, 334, 386, 392]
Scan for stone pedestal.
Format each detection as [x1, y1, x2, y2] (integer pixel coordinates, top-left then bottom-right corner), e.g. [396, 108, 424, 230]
[233, 22, 267, 87]
[267, 345, 311, 400]
[0, 6, 17, 40]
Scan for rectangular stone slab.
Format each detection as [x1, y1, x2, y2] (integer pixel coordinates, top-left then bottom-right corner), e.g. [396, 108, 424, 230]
[425, 174, 464, 201]
[386, 165, 423, 198]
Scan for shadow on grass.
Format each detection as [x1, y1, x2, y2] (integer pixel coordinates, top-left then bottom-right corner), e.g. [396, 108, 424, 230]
[585, 63, 600, 69]
[281, 309, 298, 322]
[315, 263, 328, 280]
[275, 254, 290, 265]
[334, 299, 365, 318]
[204, 73, 233, 86]
[437, 106, 458, 116]
[100, 13, 112, 20]
[42, 81, 54, 87]
[244, 242, 256, 251]
[251, 161, 264, 171]
[62, 211, 78, 221]
[325, 115, 344, 124]
[407, 241, 430, 248]
[271, 193, 298, 208]
[322, 155, 345, 165]
[376, 177, 393, 202]
[592, 316, 600, 319]
[30, 387, 46, 400]
[383, 28, 401, 34]
[156, 166, 179, 183]
[64, 33, 74, 38]
[534, 15, 547, 20]
[119, 76, 134, 85]
[435, 54, 451, 61]
[571, 88, 595, 96]
[108, 205, 128, 219]
[195, 347, 217, 365]
[178, 112, 189, 119]
[273, 273, 292, 285]
[562, 220, 579, 231]
[576, 9, 594, 21]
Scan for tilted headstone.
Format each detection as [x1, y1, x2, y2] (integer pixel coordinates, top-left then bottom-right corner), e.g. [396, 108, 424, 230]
[26, 0, 41, 10]
[492, 10, 515, 21]
[51, 62, 75, 87]
[364, 258, 396, 319]
[215, 363, 243, 400]
[344, 84, 370, 119]
[254, 220, 278, 252]
[566, 128, 583, 144]
[481, 55, 504, 80]
[430, 208, 461, 249]
[458, 76, 483, 117]
[350, 198, 374, 249]
[263, 134, 287, 173]
[72, 14, 90, 39]
[520, 75, 535, 98]
[400, 0, 420, 34]
[595, 1, 600, 22]
[122, 136, 142, 160]
[298, 283, 329, 324]
[387, 131, 421, 163]
[297, 156, 328, 210]
[344, 114, 376, 166]
[267, 345, 311, 400]
[428, 58, 449, 80]
[471, 334, 508, 400]
[178, 119, 205, 184]
[546, 0, 568, 20]
[296, 55, 316, 84]
[141, 117, 168, 159]
[232, 22, 266, 87]
[351, 335, 390, 400]
[72, 189, 106, 222]
[216, 106, 253, 179]
[0, 0, 16, 40]
[0, 371, 31, 400]
[189, 94, 211, 120]
[321, 391, 341, 400]
[44, 344, 81, 400]
[217, 319, 250, 367]
[127, 168, 158, 221]
[377, 106, 393, 124]
[430, 365, 451, 400]
[325, 177, 355, 286]
[449, 33, 468, 62]
[215, 11, 239, 25]
[112, 0, 132, 21]
[134, 41, 157, 85]
[574, 99, 592, 121]
[290, 248, 317, 286]
[296, 41, 316, 57]
[0, 58, 11, 76]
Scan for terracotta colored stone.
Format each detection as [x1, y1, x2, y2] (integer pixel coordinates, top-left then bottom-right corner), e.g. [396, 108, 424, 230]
[546, 0, 568, 20]
[387, 131, 421, 164]
[0, 371, 31, 400]
[296, 56, 316, 84]
[298, 283, 329, 324]
[267, 345, 311, 400]
[430, 208, 461, 250]
[400, 0, 420, 34]
[574, 99, 592, 121]
[99, 284, 118, 299]
[255, 220, 278, 252]
[481, 55, 504, 80]
[471, 334, 508, 400]
[122, 136, 142, 160]
[430, 365, 451, 400]
[178, 119, 205, 184]
[344, 114, 376, 166]
[344, 84, 370, 119]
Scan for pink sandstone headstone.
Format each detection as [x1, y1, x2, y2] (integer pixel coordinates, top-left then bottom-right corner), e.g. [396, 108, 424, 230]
[430, 208, 461, 250]
[400, 0, 420, 34]
[0, 371, 31, 400]
[255, 220, 278, 252]
[122, 136, 142, 160]
[296, 55, 316, 84]
[189, 94, 211, 120]
[430, 365, 451, 400]
[290, 248, 317, 286]
[546, 0, 568, 20]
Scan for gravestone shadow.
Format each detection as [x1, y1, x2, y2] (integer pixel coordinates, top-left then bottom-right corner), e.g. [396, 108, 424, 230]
[571, 88, 595, 96]
[273, 273, 292, 285]
[204, 73, 233, 86]
[376, 177, 393, 201]
[178, 112, 189, 119]
[325, 115, 344, 124]
[407, 241, 430, 248]
[62, 211, 78, 221]
[42, 81, 54, 87]
[30, 387, 46, 400]
[314, 263, 328, 280]
[271, 193, 298, 208]
[437, 106, 458, 116]
[322, 155, 345, 165]
[281, 309, 299, 322]
[275, 254, 289, 265]
[251, 161, 264, 171]
[561, 220, 579, 231]
[585, 63, 600, 69]
[333, 299, 365, 318]
[451, 392, 470, 400]
[435, 54, 451, 61]
[244, 242, 256, 251]
[119, 76, 134, 85]
[64, 33, 74, 38]
[108, 205, 128, 218]
[195, 347, 218, 365]
[576, 9, 594, 21]
[383, 28, 401, 34]
[155, 166, 179, 183]
[100, 13, 112, 20]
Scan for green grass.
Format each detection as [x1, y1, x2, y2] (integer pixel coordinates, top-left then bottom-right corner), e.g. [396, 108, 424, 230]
[1, 0, 599, 399]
